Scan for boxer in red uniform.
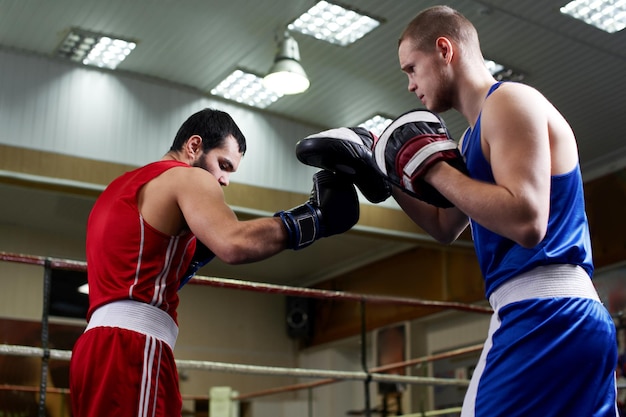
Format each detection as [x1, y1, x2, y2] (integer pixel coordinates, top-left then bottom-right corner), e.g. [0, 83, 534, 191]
[69, 108, 360, 417]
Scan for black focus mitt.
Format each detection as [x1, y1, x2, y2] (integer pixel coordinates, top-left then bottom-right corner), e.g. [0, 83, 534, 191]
[296, 127, 391, 203]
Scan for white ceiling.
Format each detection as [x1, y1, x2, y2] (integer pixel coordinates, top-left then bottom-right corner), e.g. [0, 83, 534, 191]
[0, 0, 625, 175]
[0, 0, 625, 286]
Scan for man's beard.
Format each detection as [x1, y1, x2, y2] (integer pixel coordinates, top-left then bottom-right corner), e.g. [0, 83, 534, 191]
[191, 152, 209, 171]
[429, 71, 455, 114]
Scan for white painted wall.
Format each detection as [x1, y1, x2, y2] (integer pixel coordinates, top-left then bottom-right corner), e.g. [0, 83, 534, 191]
[0, 47, 401, 208]
[0, 48, 317, 194]
[296, 336, 371, 417]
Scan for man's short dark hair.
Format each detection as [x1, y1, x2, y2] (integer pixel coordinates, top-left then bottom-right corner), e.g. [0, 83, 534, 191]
[170, 108, 246, 154]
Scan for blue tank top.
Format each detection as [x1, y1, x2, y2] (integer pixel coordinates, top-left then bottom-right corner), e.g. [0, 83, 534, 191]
[460, 82, 594, 297]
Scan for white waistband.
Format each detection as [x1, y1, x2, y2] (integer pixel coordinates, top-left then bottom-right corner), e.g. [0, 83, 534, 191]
[86, 300, 178, 350]
[488, 264, 599, 312]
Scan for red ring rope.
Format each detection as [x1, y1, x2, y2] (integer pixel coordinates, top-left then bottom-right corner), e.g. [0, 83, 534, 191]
[0, 252, 491, 315]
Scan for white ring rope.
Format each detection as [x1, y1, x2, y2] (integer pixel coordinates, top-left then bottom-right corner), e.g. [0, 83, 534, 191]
[0, 344, 469, 387]
[0, 343, 71, 360]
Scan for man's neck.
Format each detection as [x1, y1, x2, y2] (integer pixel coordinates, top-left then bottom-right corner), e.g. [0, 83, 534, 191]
[456, 73, 497, 127]
[161, 151, 186, 163]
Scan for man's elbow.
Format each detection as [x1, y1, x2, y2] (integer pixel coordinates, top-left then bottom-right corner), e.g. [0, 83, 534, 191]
[213, 242, 250, 265]
[515, 222, 547, 249]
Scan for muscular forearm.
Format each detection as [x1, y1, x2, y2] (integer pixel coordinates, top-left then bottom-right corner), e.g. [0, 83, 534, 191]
[208, 217, 288, 265]
[392, 187, 468, 244]
[428, 163, 547, 248]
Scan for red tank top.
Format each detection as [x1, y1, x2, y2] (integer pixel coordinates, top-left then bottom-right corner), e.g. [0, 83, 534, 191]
[86, 160, 196, 323]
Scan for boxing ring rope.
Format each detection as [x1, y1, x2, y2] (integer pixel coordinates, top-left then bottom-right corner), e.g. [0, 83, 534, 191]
[0, 342, 475, 417]
[0, 251, 491, 417]
[0, 343, 471, 387]
[0, 383, 70, 396]
[236, 343, 483, 400]
[0, 251, 493, 315]
[191, 275, 493, 314]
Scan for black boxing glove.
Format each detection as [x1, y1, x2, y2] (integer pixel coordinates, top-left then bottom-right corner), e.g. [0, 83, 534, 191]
[296, 127, 391, 203]
[274, 170, 359, 250]
[373, 109, 468, 208]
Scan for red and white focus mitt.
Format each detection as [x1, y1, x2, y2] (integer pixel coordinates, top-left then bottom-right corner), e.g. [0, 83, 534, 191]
[373, 109, 467, 208]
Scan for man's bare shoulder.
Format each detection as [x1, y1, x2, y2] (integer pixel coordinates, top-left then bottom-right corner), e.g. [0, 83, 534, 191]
[490, 82, 546, 105]
[160, 164, 213, 182]
[143, 164, 220, 200]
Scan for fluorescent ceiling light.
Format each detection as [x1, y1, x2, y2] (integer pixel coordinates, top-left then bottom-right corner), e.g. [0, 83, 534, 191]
[55, 28, 136, 69]
[288, 0, 381, 46]
[484, 59, 524, 82]
[484, 59, 506, 75]
[211, 69, 283, 109]
[560, 0, 626, 33]
[359, 114, 392, 137]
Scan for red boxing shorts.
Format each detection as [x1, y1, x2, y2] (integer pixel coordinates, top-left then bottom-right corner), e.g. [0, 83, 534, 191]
[70, 302, 181, 417]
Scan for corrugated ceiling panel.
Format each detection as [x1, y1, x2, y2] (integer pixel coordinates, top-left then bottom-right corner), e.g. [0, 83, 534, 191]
[0, 0, 625, 174]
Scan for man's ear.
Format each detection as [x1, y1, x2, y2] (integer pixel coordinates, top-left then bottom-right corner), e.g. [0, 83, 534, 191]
[435, 36, 454, 64]
[185, 135, 203, 157]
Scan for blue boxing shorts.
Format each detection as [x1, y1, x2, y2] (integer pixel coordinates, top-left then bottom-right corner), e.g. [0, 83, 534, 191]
[462, 265, 618, 417]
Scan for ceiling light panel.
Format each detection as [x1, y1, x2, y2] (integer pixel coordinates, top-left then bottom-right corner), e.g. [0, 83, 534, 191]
[484, 59, 524, 81]
[55, 28, 136, 69]
[288, 1, 381, 46]
[211, 69, 283, 109]
[359, 114, 392, 137]
[560, 0, 626, 33]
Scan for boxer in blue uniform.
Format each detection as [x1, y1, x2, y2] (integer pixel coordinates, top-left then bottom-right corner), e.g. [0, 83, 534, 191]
[389, 6, 618, 416]
[454, 82, 617, 416]
[294, 6, 618, 415]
